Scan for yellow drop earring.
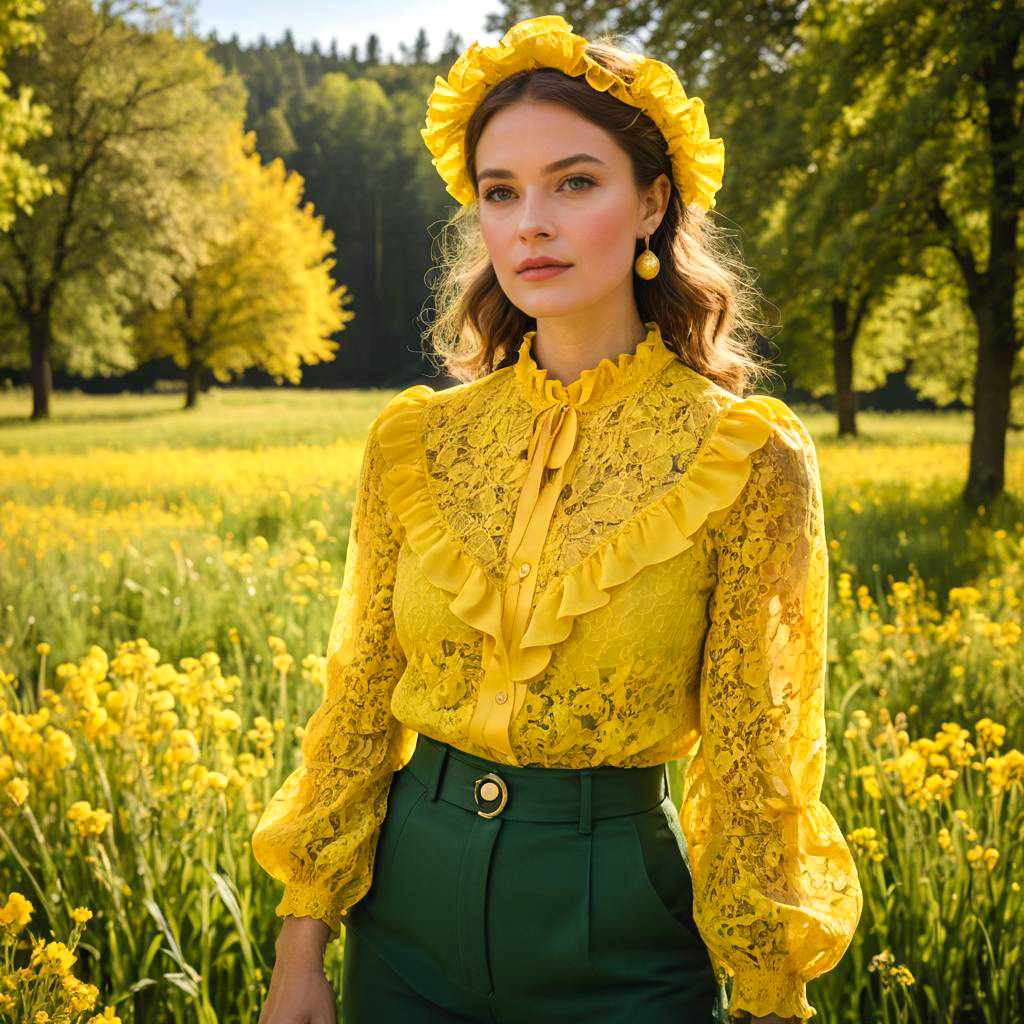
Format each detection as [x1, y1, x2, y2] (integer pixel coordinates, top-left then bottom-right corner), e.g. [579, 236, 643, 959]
[634, 232, 660, 280]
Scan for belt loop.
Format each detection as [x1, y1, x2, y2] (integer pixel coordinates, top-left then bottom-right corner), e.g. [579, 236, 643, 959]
[578, 769, 593, 835]
[425, 740, 449, 801]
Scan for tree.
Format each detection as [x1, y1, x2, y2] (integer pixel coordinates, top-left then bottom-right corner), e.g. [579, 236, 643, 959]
[288, 73, 404, 380]
[0, 0, 245, 419]
[399, 28, 430, 65]
[754, 12, 920, 437]
[131, 128, 353, 409]
[253, 105, 296, 162]
[806, 0, 1023, 505]
[195, 33, 447, 384]
[365, 33, 380, 66]
[0, 0, 56, 230]
[438, 30, 465, 68]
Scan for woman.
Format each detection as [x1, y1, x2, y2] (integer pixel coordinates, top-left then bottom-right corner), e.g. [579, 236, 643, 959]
[253, 15, 863, 1024]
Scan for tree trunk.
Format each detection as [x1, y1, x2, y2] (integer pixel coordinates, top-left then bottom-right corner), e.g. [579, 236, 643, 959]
[964, 300, 1013, 509]
[960, 38, 1020, 508]
[831, 297, 857, 437]
[28, 310, 53, 420]
[185, 361, 202, 409]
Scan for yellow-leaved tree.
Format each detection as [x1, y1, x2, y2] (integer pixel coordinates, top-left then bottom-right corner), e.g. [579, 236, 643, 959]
[133, 127, 353, 408]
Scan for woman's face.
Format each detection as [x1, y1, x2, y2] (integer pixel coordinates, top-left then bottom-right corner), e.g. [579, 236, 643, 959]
[474, 99, 664, 320]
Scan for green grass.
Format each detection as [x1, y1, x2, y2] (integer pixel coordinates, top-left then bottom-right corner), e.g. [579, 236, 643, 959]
[0, 386, 401, 453]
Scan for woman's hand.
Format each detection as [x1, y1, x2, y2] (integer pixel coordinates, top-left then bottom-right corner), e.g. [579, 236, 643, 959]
[257, 916, 336, 1024]
[257, 955, 335, 1024]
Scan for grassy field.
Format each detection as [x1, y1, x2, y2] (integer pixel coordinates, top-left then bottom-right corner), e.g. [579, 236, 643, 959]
[0, 387, 1022, 1024]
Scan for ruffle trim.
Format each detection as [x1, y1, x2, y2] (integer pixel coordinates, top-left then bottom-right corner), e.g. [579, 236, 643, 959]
[515, 393, 806, 680]
[274, 881, 345, 944]
[514, 320, 678, 409]
[421, 14, 725, 211]
[376, 384, 508, 668]
[376, 385, 806, 684]
[724, 964, 816, 1020]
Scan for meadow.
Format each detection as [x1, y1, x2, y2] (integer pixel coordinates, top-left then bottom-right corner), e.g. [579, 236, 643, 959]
[0, 386, 1022, 1024]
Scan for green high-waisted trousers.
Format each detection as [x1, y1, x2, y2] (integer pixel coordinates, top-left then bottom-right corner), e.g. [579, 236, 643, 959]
[341, 732, 730, 1023]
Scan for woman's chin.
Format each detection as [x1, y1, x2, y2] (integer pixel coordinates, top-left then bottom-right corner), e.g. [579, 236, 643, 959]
[510, 292, 587, 320]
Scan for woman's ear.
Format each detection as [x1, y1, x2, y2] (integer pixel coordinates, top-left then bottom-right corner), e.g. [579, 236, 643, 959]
[640, 172, 672, 235]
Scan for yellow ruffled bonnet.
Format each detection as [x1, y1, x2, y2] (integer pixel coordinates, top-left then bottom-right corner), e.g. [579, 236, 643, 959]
[420, 14, 725, 211]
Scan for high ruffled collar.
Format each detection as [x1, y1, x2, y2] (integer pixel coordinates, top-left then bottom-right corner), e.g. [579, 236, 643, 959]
[513, 320, 678, 409]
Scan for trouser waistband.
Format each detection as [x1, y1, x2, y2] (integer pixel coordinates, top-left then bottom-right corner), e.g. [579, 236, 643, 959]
[404, 732, 669, 835]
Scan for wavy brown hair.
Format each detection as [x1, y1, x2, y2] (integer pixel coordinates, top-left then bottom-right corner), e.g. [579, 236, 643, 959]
[421, 33, 781, 398]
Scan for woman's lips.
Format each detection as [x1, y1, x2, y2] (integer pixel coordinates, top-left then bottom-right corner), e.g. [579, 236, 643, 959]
[518, 264, 571, 281]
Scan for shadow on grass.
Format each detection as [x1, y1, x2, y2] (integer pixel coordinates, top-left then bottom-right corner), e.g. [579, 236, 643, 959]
[828, 486, 1024, 618]
[0, 407, 181, 428]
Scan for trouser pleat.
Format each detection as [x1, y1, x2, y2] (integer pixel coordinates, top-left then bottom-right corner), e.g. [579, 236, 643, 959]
[457, 813, 502, 995]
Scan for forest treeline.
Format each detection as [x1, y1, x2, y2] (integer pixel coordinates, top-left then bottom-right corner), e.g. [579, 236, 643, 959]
[0, 0, 1020, 503]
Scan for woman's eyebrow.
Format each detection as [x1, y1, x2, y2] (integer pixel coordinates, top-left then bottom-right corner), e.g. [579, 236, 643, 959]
[477, 153, 607, 183]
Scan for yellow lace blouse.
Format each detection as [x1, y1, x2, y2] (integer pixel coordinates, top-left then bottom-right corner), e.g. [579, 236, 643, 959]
[251, 320, 863, 1020]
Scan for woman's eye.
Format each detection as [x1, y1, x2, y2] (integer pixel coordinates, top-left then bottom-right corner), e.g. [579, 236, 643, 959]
[483, 185, 514, 202]
[563, 174, 595, 192]
[482, 174, 595, 203]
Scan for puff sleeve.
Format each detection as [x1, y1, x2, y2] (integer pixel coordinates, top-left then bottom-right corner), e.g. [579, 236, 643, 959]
[250, 406, 414, 942]
[679, 410, 863, 1020]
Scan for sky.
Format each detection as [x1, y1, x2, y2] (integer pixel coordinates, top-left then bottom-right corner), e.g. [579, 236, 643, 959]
[192, 0, 505, 60]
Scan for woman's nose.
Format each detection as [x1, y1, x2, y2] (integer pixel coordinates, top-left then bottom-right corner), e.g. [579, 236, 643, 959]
[515, 189, 557, 239]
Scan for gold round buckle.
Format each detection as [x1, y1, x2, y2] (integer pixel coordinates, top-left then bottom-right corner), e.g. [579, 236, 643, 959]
[473, 772, 509, 818]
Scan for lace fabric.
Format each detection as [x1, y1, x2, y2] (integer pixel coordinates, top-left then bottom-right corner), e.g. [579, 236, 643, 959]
[250, 321, 863, 1019]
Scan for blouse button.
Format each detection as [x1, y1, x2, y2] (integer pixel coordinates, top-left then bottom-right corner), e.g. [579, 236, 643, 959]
[519, 562, 531, 578]
[495, 691, 508, 704]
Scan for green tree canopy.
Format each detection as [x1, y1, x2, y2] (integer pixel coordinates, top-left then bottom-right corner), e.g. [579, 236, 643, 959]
[0, 0, 246, 418]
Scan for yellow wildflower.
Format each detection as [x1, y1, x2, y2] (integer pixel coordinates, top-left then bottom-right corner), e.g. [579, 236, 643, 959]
[86, 1008, 121, 1023]
[67, 801, 113, 839]
[30, 939, 76, 976]
[0, 891, 33, 930]
[975, 718, 1006, 750]
[4, 777, 29, 806]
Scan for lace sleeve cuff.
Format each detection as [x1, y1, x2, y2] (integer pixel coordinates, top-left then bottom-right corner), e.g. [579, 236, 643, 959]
[726, 963, 815, 1020]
